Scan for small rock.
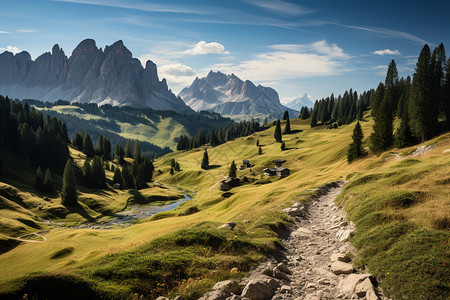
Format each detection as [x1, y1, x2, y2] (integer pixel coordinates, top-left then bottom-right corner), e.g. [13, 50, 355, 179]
[274, 268, 290, 281]
[229, 295, 241, 300]
[330, 253, 351, 263]
[241, 278, 277, 300]
[156, 297, 169, 300]
[213, 280, 240, 295]
[336, 229, 353, 242]
[218, 222, 236, 230]
[276, 262, 292, 274]
[280, 285, 292, 293]
[355, 278, 376, 298]
[338, 274, 372, 294]
[306, 283, 317, 289]
[317, 278, 330, 285]
[331, 261, 354, 275]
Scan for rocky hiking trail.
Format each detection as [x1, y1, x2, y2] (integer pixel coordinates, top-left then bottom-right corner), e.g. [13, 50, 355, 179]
[198, 182, 388, 300]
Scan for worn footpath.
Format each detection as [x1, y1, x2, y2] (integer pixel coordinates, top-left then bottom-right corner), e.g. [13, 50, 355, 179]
[196, 181, 388, 300]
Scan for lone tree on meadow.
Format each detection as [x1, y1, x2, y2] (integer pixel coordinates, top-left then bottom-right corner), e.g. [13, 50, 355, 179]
[274, 119, 282, 143]
[229, 160, 237, 177]
[281, 141, 286, 151]
[258, 146, 263, 155]
[284, 116, 291, 134]
[201, 148, 209, 170]
[347, 121, 365, 163]
[61, 160, 78, 206]
[283, 110, 289, 120]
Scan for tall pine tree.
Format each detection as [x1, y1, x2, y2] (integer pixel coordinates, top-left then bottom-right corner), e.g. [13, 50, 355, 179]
[284, 116, 291, 134]
[274, 119, 282, 143]
[201, 148, 209, 170]
[409, 44, 434, 141]
[347, 121, 365, 163]
[61, 160, 77, 206]
[228, 160, 237, 177]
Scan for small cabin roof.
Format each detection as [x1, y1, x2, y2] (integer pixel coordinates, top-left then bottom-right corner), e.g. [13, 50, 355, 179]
[263, 168, 277, 172]
[243, 159, 250, 164]
[273, 159, 286, 164]
[276, 167, 290, 171]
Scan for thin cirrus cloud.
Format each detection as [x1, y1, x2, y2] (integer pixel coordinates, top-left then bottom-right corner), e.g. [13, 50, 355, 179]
[52, 0, 206, 14]
[0, 46, 21, 54]
[209, 40, 350, 83]
[17, 29, 38, 33]
[246, 0, 315, 16]
[182, 41, 230, 55]
[331, 22, 429, 45]
[0, 31, 9, 34]
[372, 49, 401, 55]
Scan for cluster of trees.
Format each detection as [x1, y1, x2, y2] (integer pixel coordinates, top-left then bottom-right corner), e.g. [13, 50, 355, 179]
[348, 43, 449, 163]
[309, 89, 372, 128]
[299, 106, 311, 119]
[169, 158, 181, 175]
[177, 120, 261, 150]
[371, 43, 449, 154]
[273, 112, 292, 144]
[72, 132, 113, 161]
[26, 99, 233, 158]
[111, 143, 154, 189]
[0, 95, 69, 171]
[35, 167, 53, 193]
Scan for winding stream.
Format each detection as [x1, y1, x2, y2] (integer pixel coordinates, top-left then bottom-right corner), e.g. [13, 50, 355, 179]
[74, 194, 191, 229]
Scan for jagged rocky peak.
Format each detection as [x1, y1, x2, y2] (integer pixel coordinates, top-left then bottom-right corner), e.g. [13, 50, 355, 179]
[179, 71, 298, 119]
[0, 39, 193, 113]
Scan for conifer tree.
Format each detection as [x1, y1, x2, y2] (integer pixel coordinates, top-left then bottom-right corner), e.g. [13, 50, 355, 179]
[209, 130, 220, 146]
[83, 134, 94, 158]
[134, 141, 142, 164]
[170, 158, 176, 169]
[174, 162, 180, 172]
[229, 160, 237, 177]
[72, 132, 84, 150]
[82, 158, 92, 187]
[43, 168, 53, 193]
[201, 148, 209, 170]
[274, 119, 282, 143]
[283, 110, 289, 120]
[258, 146, 262, 155]
[444, 57, 450, 130]
[112, 168, 123, 187]
[256, 139, 259, 146]
[394, 111, 415, 148]
[170, 167, 174, 175]
[409, 44, 433, 141]
[281, 142, 286, 151]
[310, 109, 317, 127]
[61, 160, 77, 206]
[35, 167, 44, 190]
[122, 164, 134, 189]
[284, 116, 291, 134]
[347, 121, 365, 163]
[92, 156, 106, 188]
[125, 140, 133, 158]
[370, 90, 394, 154]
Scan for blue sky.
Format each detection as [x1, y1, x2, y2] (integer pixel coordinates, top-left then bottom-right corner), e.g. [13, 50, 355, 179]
[1, 0, 449, 102]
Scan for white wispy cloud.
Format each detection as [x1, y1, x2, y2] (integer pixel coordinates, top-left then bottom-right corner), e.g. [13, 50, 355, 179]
[182, 41, 230, 55]
[53, 0, 205, 14]
[0, 31, 9, 34]
[372, 49, 401, 55]
[331, 23, 429, 45]
[17, 29, 38, 33]
[247, 0, 315, 16]
[0, 46, 21, 54]
[208, 40, 351, 83]
[159, 63, 197, 92]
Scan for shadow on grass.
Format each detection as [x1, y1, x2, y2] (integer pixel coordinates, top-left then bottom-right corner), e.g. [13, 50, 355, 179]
[66, 203, 96, 222]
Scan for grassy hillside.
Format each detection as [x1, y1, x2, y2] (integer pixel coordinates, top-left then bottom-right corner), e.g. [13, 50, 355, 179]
[31, 101, 233, 151]
[0, 113, 448, 299]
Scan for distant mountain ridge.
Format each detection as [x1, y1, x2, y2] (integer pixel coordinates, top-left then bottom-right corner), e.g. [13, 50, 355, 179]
[179, 71, 297, 119]
[0, 39, 193, 113]
[283, 94, 314, 111]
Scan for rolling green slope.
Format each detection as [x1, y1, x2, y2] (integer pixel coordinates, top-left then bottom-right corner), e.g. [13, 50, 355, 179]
[0, 113, 448, 299]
